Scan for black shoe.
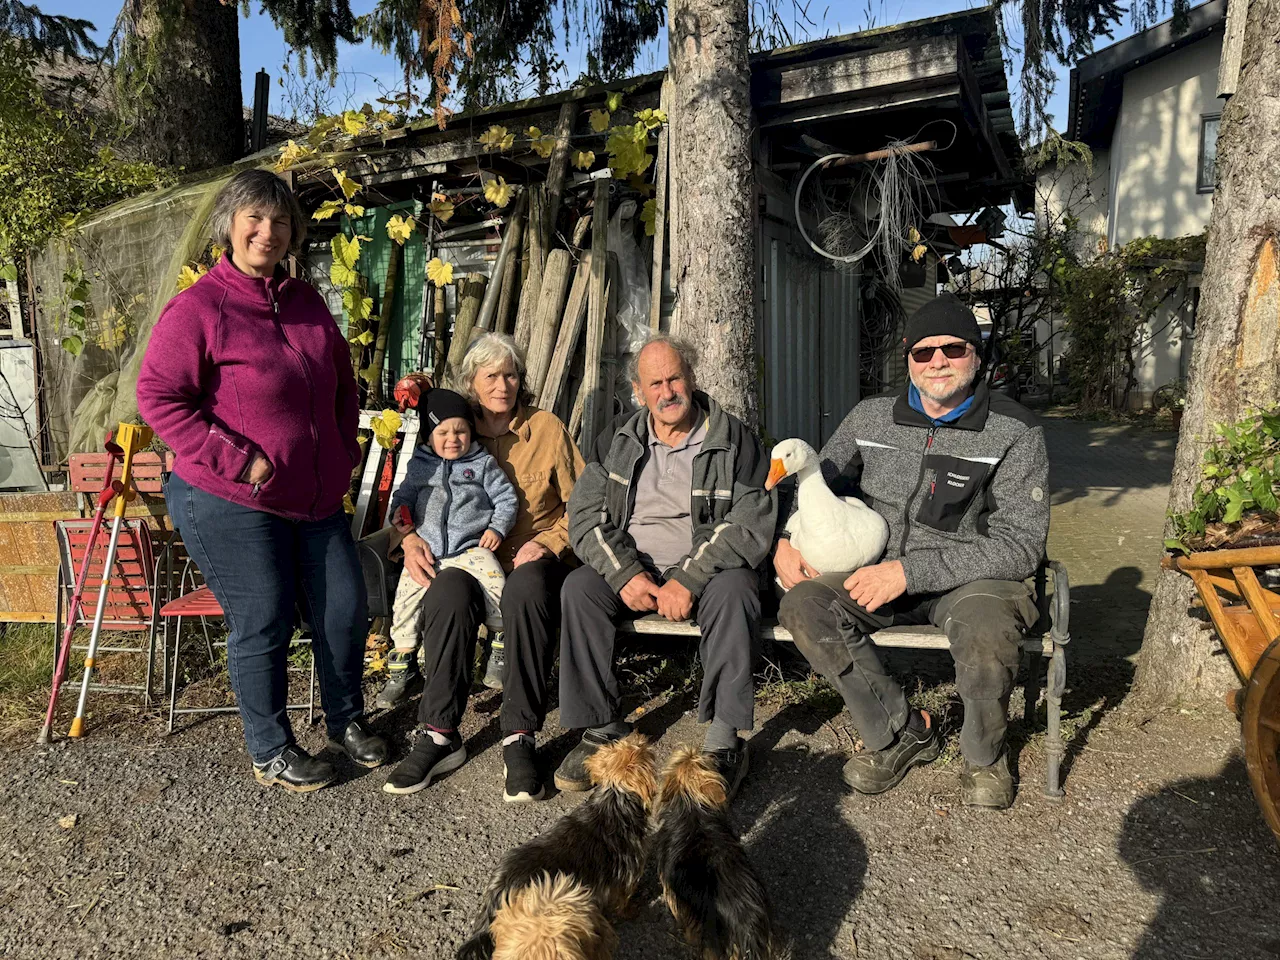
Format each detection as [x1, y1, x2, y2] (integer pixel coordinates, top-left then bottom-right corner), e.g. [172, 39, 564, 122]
[553, 725, 631, 792]
[961, 750, 1015, 809]
[253, 745, 336, 794]
[376, 650, 423, 708]
[482, 633, 505, 691]
[842, 710, 940, 795]
[703, 737, 749, 802]
[383, 730, 466, 795]
[328, 718, 390, 768]
[503, 735, 545, 803]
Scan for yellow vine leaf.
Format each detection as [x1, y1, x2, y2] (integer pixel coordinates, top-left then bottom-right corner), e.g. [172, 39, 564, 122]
[274, 139, 314, 171]
[331, 235, 364, 288]
[340, 110, 368, 136]
[332, 168, 361, 200]
[350, 329, 375, 346]
[428, 199, 455, 223]
[606, 123, 651, 179]
[605, 91, 622, 112]
[342, 287, 373, 322]
[427, 258, 454, 286]
[636, 108, 667, 130]
[627, 173, 655, 197]
[359, 365, 377, 383]
[345, 203, 365, 218]
[528, 126, 556, 159]
[907, 226, 921, 243]
[572, 150, 596, 170]
[911, 243, 928, 263]
[589, 109, 611, 133]
[484, 176, 513, 208]
[176, 264, 207, 292]
[370, 409, 403, 448]
[641, 199, 657, 237]
[479, 125, 514, 151]
[313, 199, 344, 221]
[211, 244, 226, 263]
[387, 214, 416, 244]
[343, 491, 356, 515]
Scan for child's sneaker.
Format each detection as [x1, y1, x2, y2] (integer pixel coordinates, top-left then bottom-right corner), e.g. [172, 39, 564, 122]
[376, 649, 422, 709]
[482, 632, 505, 691]
[382, 729, 465, 794]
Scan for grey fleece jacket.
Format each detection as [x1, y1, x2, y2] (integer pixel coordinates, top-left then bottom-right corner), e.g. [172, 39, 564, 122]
[797, 383, 1050, 596]
[389, 441, 519, 560]
[569, 392, 778, 597]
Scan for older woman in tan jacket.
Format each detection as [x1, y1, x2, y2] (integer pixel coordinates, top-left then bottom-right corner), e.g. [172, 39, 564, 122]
[381, 333, 584, 803]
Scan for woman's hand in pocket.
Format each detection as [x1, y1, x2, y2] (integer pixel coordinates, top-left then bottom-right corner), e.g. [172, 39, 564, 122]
[243, 454, 273, 486]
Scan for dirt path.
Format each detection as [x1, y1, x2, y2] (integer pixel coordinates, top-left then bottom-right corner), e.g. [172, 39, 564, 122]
[2, 418, 1277, 960]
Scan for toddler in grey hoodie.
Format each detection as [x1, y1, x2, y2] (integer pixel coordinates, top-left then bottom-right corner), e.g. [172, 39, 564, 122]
[386, 389, 517, 667]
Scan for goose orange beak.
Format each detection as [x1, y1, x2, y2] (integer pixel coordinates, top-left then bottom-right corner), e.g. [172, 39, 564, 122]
[765, 458, 787, 491]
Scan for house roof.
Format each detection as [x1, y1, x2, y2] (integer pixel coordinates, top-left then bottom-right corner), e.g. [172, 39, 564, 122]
[1067, 0, 1226, 146]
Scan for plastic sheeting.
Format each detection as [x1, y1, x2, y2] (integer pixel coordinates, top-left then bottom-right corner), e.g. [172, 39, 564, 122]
[31, 177, 230, 459]
[606, 199, 652, 415]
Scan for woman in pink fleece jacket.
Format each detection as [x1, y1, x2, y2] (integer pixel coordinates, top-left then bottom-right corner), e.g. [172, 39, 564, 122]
[137, 170, 388, 792]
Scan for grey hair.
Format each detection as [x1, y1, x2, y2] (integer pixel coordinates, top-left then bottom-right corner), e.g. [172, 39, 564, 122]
[209, 169, 307, 255]
[627, 334, 699, 385]
[450, 332, 532, 406]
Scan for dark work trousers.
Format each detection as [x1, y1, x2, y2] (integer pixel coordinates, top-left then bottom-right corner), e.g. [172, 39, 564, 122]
[777, 574, 1038, 766]
[166, 472, 368, 766]
[558, 566, 761, 732]
[414, 558, 570, 734]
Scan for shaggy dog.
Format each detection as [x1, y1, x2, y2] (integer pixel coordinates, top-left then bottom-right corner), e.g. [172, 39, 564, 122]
[456, 734, 657, 959]
[651, 747, 781, 960]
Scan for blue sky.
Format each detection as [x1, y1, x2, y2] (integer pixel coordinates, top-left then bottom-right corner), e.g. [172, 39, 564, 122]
[42, 0, 1143, 133]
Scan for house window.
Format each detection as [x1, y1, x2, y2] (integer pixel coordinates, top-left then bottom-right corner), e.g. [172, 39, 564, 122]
[1198, 114, 1221, 193]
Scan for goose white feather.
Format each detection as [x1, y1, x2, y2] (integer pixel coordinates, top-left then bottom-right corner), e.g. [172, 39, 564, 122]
[766, 438, 889, 575]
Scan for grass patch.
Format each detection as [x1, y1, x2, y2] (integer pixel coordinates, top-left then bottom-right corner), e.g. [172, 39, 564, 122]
[0, 623, 56, 734]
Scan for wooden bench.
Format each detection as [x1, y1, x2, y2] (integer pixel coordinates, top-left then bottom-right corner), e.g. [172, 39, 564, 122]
[618, 559, 1071, 798]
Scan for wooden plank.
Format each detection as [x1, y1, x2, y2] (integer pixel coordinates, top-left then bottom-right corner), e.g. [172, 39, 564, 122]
[350, 443, 386, 539]
[1177, 546, 1280, 570]
[759, 85, 961, 130]
[570, 181, 610, 445]
[446, 273, 488, 379]
[648, 75, 671, 332]
[1217, 0, 1247, 98]
[536, 252, 592, 410]
[0, 611, 55, 623]
[513, 185, 546, 353]
[542, 101, 579, 250]
[490, 194, 526, 334]
[525, 249, 573, 397]
[1236, 567, 1280, 645]
[1188, 567, 1257, 678]
[0, 565, 58, 575]
[769, 37, 957, 107]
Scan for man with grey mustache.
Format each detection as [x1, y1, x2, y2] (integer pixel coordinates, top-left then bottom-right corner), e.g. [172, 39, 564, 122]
[554, 335, 777, 802]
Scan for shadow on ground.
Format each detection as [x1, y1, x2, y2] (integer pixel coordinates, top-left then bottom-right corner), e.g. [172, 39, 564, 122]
[1118, 755, 1280, 959]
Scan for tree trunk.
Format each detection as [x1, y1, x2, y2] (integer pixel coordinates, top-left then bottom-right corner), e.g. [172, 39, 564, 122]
[667, 0, 756, 429]
[1133, 0, 1280, 705]
[125, 0, 243, 172]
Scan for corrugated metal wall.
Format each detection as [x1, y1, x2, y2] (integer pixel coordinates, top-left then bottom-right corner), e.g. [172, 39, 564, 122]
[760, 221, 861, 449]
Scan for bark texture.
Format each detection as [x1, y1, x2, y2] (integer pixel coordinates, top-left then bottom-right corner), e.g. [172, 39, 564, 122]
[1134, 0, 1280, 705]
[667, 0, 757, 429]
[126, 0, 243, 172]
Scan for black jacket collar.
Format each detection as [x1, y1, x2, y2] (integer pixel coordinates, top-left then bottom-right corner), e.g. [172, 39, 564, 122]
[892, 382, 991, 431]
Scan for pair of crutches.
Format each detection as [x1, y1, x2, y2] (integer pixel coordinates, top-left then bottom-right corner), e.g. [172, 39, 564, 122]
[38, 422, 153, 744]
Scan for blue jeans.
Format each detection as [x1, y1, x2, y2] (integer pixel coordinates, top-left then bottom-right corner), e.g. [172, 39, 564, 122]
[166, 472, 368, 764]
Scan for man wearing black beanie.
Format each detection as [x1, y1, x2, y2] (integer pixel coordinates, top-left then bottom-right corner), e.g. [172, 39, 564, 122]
[774, 293, 1049, 809]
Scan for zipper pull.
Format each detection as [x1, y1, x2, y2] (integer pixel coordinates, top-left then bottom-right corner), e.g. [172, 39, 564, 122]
[272, 299, 280, 316]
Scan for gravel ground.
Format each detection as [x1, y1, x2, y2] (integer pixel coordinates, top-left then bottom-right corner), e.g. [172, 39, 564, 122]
[3, 418, 1278, 960]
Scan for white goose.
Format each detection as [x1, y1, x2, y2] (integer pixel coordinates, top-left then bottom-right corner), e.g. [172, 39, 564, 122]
[766, 438, 889, 576]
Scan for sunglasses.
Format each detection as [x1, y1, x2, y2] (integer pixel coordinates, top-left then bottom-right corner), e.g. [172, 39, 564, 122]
[909, 342, 971, 363]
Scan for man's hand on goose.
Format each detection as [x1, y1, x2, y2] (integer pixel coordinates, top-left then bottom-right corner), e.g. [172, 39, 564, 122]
[774, 538, 819, 590]
[655, 579, 694, 622]
[844, 560, 906, 613]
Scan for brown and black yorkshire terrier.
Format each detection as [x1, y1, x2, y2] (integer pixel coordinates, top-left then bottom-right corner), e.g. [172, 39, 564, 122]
[651, 747, 782, 960]
[456, 733, 657, 960]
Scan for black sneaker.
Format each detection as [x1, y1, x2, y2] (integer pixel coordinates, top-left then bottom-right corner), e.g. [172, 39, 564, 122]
[553, 725, 631, 792]
[961, 749, 1015, 809]
[482, 633, 505, 691]
[703, 737, 749, 802]
[376, 650, 423, 709]
[253, 745, 336, 793]
[328, 718, 390, 768]
[842, 710, 940, 795]
[503, 735, 545, 803]
[382, 730, 466, 795]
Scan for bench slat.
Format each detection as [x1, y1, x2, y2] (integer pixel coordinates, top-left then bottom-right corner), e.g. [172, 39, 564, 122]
[618, 615, 1053, 656]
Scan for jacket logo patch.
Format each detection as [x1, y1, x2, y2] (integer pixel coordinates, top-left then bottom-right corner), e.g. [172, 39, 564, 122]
[463, 468, 476, 480]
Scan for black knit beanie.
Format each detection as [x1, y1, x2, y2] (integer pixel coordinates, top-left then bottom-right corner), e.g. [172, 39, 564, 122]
[422, 388, 475, 432]
[901, 293, 983, 355]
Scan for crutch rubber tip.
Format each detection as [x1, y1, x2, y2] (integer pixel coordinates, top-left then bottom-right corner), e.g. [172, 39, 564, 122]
[36, 727, 50, 745]
[68, 717, 84, 738]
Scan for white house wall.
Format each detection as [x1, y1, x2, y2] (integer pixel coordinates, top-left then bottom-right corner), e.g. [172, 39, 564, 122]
[1108, 34, 1222, 247]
